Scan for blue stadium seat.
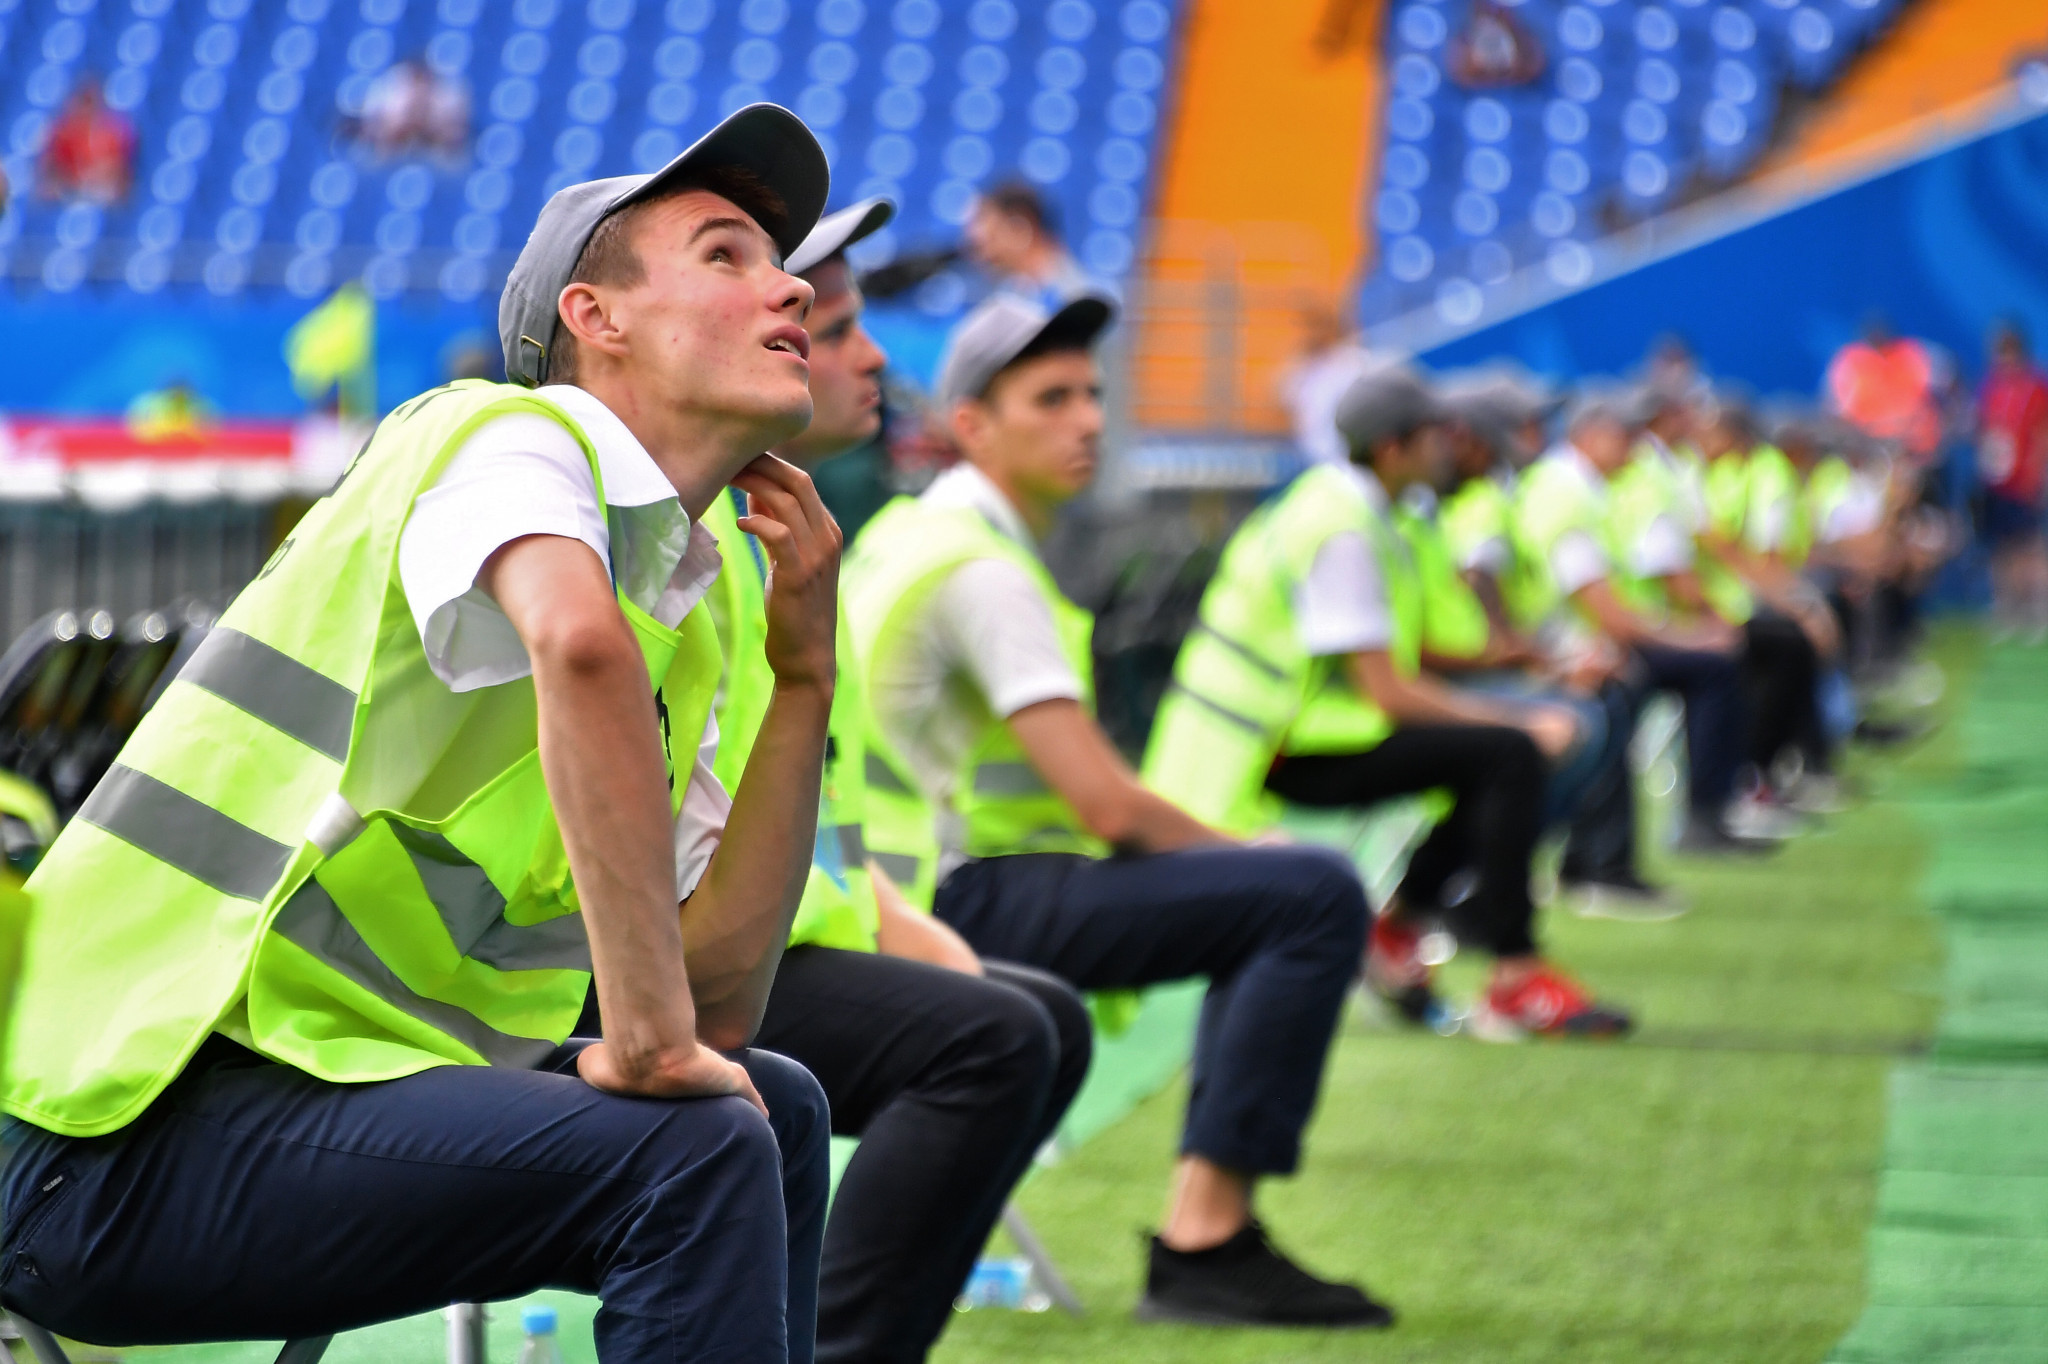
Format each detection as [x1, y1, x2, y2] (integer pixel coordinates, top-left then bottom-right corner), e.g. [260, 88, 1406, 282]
[1363, 0, 1908, 323]
[0, 0, 1183, 316]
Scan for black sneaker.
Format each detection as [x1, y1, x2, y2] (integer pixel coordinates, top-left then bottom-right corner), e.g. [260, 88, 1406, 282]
[1135, 1222, 1395, 1329]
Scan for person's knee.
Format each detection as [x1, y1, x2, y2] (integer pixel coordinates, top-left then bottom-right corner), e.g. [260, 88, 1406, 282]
[951, 985, 1065, 1105]
[1263, 845, 1370, 954]
[741, 1048, 830, 1161]
[1494, 727, 1546, 787]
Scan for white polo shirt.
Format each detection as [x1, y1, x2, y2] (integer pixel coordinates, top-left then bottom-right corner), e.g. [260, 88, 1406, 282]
[395, 383, 731, 899]
[865, 463, 1084, 877]
[1292, 462, 1395, 657]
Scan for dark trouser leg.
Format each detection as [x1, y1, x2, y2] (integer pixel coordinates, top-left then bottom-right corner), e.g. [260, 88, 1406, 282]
[752, 948, 1089, 1364]
[1634, 643, 1745, 818]
[1561, 678, 1644, 883]
[1742, 611, 1825, 774]
[740, 1049, 831, 1364]
[0, 1035, 820, 1361]
[1264, 726, 1546, 957]
[934, 847, 1367, 1175]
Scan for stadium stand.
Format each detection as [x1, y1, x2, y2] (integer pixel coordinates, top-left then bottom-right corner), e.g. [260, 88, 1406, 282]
[0, 0, 1181, 314]
[1358, 0, 1912, 327]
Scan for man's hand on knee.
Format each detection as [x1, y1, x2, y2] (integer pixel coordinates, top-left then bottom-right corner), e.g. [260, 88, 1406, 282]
[578, 1037, 767, 1115]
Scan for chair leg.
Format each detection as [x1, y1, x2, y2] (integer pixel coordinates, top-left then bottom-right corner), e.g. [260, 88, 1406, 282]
[444, 1303, 487, 1364]
[1, 1316, 73, 1364]
[1000, 1205, 1082, 1317]
[271, 1338, 332, 1364]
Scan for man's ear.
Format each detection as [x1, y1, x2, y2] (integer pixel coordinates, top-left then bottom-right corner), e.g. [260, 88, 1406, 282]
[949, 398, 989, 456]
[557, 281, 628, 364]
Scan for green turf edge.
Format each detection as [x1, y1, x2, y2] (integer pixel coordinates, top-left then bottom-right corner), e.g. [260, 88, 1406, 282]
[1828, 637, 2048, 1364]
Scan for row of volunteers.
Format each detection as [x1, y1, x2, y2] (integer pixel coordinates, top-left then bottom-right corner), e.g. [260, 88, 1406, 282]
[0, 101, 1928, 1362]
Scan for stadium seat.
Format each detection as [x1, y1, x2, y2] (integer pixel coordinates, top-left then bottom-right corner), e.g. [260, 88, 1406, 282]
[1361, 0, 1907, 323]
[0, 0, 1184, 315]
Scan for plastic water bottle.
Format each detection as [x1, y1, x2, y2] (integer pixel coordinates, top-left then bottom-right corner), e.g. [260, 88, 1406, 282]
[954, 1258, 1051, 1312]
[517, 1305, 563, 1364]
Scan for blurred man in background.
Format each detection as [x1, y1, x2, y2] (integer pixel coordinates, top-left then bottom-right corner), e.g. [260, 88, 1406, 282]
[1828, 314, 1942, 468]
[38, 77, 133, 204]
[1977, 320, 2048, 642]
[963, 181, 1100, 307]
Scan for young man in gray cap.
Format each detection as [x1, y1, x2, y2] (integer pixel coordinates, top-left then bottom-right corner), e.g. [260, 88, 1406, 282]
[845, 294, 1390, 1330]
[0, 106, 837, 1359]
[677, 198, 1093, 1364]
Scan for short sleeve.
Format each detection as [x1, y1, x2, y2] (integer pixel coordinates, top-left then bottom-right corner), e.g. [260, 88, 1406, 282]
[928, 558, 1084, 719]
[1631, 513, 1695, 578]
[1293, 530, 1393, 657]
[1549, 528, 1611, 598]
[396, 412, 610, 692]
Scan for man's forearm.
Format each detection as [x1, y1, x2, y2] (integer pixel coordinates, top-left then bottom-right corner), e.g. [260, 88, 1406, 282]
[537, 633, 702, 1065]
[681, 678, 832, 1048]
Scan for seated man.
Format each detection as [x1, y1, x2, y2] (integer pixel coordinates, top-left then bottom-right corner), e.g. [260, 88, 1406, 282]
[846, 295, 1388, 1330]
[1147, 366, 1631, 1037]
[690, 198, 1092, 1364]
[1659, 397, 1835, 817]
[1515, 388, 1769, 855]
[0, 108, 837, 1359]
[1432, 380, 1680, 920]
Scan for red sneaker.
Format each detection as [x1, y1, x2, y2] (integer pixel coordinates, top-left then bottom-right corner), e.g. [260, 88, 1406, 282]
[1475, 965, 1633, 1040]
[1364, 913, 1443, 1025]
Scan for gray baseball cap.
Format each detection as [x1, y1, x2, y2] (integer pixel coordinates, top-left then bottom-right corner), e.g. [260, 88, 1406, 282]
[786, 196, 895, 276]
[1335, 365, 1445, 453]
[499, 103, 830, 387]
[1564, 382, 1656, 431]
[934, 293, 1116, 406]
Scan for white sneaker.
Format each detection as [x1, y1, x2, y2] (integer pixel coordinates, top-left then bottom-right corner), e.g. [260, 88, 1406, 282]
[1784, 773, 1849, 815]
[1723, 794, 1808, 841]
[1564, 878, 1691, 922]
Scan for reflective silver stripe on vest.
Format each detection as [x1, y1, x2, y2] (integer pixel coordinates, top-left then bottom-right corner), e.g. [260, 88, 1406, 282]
[1192, 621, 1288, 682]
[870, 851, 921, 885]
[272, 878, 558, 1069]
[972, 761, 1049, 797]
[1164, 683, 1265, 737]
[390, 825, 592, 974]
[77, 763, 293, 901]
[864, 753, 912, 795]
[835, 823, 867, 866]
[178, 628, 358, 762]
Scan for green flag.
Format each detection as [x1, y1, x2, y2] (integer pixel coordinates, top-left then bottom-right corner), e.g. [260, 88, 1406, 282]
[285, 282, 375, 417]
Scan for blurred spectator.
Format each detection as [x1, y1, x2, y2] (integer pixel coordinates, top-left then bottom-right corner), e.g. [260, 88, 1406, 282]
[1448, 1, 1545, 89]
[963, 181, 1101, 307]
[1642, 334, 1703, 397]
[38, 78, 134, 204]
[355, 59, 469, 161]
[1827, 314, 1943, 464]
[126, 380, 215, 442]
[1278, 302, 1403, 466]
[1977, 320, 2048, 640]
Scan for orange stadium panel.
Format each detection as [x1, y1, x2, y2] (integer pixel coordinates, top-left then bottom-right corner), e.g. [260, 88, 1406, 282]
[1763, 0, 2048, 178]
[1133, 0, 1386, 432]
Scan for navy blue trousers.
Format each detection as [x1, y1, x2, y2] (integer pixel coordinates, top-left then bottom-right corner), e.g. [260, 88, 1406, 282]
[0, 1035, 828, 1363]
[1634, 642, 1746, 817]
[934, 845, 1369, 1176]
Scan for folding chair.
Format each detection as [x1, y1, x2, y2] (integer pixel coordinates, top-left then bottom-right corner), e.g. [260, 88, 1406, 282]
[0, 1319, 331, 1364]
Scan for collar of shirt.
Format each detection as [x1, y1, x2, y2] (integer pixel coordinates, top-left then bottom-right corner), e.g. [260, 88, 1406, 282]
[922, 462, 1039, 550]
[1331, 460, 1390, 513]
[1397, 481, 1438, 520]
[1546, 441, 1607, 496]
[536, 383, 722, 625]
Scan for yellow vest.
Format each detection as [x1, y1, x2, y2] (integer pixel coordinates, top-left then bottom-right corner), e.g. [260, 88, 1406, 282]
[4, 382, 720, 1136]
